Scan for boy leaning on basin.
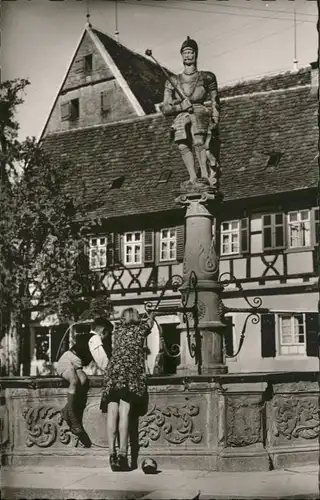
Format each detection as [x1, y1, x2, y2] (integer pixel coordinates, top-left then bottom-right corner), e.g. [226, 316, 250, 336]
[56, 307, 155, 472]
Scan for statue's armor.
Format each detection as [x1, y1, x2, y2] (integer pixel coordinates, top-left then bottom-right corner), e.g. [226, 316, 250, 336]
[164, 71, 217, 143]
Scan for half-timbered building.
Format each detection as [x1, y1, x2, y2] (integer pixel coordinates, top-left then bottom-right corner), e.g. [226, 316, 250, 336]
[30, 25, 318, 376]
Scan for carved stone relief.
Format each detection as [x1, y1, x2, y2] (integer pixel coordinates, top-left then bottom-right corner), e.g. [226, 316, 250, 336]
[21, 402, 203, 450]
[198, 239, 219, 279]
[272, 396, 319, 440]
[22, 405, 76, 448]
[273, 382, 319, 393]
[197, 300, 206, 319]
[183, 238, 218, 281]
[226, 396, 262, 447]
[139, 403, 203, 447]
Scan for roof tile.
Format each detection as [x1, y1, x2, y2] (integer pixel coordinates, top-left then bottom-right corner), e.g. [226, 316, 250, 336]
[43, 85, 318, 220]
[93, 29, 172, 114]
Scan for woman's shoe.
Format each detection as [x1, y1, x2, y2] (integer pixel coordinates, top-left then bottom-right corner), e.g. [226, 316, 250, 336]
[117, 454, 129, 471]
[109, 452, 119, 472]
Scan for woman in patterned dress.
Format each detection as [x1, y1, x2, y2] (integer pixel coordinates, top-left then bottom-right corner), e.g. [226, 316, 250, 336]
[100, 307, 154, 471]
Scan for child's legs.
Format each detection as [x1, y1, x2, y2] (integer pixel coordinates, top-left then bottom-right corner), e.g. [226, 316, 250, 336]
[62, 367, 80, 394]
[119, 399, 131, 455]
[73, 370, 89, 420]
[107, 402, 119, 454]
[76, 369, 88, 387]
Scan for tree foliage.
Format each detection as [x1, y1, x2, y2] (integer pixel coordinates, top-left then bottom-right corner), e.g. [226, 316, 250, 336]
[0, 79, 112, 374]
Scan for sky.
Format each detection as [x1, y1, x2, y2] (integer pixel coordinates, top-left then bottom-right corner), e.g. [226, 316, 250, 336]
[1, 0, 318, 140]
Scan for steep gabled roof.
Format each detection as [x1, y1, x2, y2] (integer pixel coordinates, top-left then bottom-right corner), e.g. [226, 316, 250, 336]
[92, 29, 172, 114]
[40, 25, 172, 139]
[40, 29, 87, 140]
[42, 78, 318, 221]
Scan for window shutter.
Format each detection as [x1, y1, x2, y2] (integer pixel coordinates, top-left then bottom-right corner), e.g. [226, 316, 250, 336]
[306, 313, 319, 357]
[107, 233, 114, 266]
[223, 316, 234, 357]
[61, 102, 70, 121]
[114, 233, 121, 265]
[84, 241, 89, 256]
[74, 58, 84, 73]
[144, 230, 155, 264]
[101, 92, 109, 113]
[176, 224, 185, 262]
[240, 217, 249, 253]
[262, 215, 272, 250]
[261, 313, 276, 358]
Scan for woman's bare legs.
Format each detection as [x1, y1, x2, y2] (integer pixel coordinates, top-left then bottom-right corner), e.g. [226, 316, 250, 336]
[107, 402, 119, 455]
[119, 399, 130, 456]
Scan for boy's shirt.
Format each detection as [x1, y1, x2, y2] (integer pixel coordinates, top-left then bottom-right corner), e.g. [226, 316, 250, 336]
[71, 329, 112, 370]
[88, 333, 110, 371]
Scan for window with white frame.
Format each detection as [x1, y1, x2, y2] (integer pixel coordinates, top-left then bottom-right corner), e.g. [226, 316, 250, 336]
[89, 237, 107, 269]
[314, 208, 319, 245]
[124, 232, 142, 265]
[278, 313, 306, 355]
[160, 228, 177, 261]
[221, 220, 240, 255]
[287, 210, 311, 248]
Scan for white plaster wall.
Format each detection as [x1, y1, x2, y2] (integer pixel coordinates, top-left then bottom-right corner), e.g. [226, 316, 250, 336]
[225, 292, 319, 373]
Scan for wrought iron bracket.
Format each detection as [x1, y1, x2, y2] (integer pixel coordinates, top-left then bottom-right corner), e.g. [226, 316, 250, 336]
[143, 269, 269, 370]
[144, 272, 199, 369]
[144, 272, 197, 316]
[218, 272, 269, 358]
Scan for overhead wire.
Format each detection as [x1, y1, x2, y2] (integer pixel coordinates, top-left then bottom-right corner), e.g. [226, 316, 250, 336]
[211, 21, 304, 60]
[123, 1, 316, 24]
[173, 0, 317, 19]
[93, 1, 313, 83]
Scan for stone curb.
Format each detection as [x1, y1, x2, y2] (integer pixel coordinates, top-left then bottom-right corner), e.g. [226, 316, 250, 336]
[2, 488, 319, 500]
[2, 488, 148, 500]
[199, 496, 319, 500]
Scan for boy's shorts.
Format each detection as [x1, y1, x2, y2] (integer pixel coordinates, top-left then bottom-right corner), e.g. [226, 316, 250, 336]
[56, 350, 83, 377]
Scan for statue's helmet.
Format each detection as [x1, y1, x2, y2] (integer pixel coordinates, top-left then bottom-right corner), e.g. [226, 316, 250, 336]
[180, 36, 198, 58]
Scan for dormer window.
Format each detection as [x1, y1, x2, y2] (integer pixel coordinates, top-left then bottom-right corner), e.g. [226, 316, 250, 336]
[266, 152, 282, 168]
[84, 54, 93, 73]
[157, 170, 172, 185]
[111, 176, 125, 189]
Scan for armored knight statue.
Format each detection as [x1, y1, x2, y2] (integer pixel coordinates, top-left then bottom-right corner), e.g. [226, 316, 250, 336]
[162, 36, 220, 188]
